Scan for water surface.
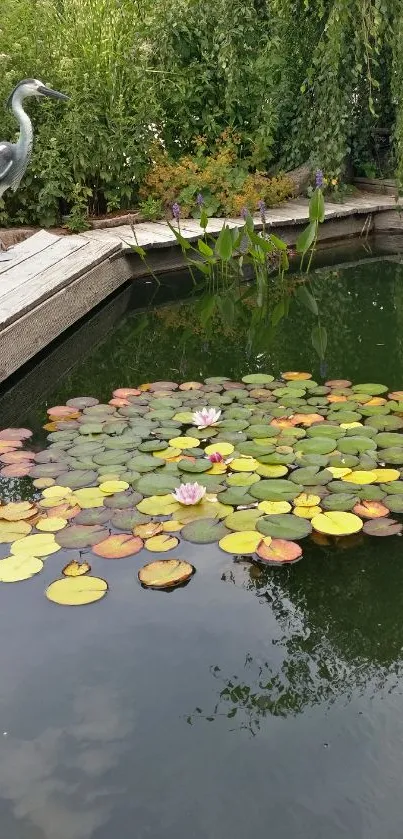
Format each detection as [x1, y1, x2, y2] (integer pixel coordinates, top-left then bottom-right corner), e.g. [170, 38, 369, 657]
[2, 251, 403, 838]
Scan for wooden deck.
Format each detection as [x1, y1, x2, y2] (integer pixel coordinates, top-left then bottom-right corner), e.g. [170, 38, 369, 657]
[0, 193, 401, 384]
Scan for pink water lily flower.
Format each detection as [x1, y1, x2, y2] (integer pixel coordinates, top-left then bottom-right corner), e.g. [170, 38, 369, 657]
[208, 452, 224, 463]
[192, 407, 221, 429]
[172, 482, 206, 505]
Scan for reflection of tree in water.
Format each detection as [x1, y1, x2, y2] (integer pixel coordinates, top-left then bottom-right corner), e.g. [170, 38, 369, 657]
[187, 533, 403, 734]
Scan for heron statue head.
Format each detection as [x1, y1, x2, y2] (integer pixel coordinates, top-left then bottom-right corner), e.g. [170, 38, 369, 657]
[6, 78, 70, 107]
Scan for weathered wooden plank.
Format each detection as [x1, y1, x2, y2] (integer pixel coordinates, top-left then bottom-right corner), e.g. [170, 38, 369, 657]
[0, 238, 121, 330]
[0, 235, 86, 299]
[0, 253, 134, 382]
[0, 230, 61, 276]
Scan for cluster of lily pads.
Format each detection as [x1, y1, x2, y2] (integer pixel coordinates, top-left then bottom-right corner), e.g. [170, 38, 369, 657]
[1, 371, 403, 605]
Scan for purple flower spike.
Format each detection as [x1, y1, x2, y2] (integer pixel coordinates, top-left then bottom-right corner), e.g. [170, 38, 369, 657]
[172, 202, 180, 220]
[196, 192, 204, 206]
[315, 169, 324, 189]
[257, 198, 266, 223]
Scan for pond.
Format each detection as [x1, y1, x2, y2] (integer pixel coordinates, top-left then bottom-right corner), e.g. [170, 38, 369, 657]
[2, 242, 403, 839]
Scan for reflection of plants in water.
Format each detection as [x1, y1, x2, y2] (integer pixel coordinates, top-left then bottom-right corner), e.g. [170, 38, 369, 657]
[132, 185, 328, 359]
[187, 550, 403, 735]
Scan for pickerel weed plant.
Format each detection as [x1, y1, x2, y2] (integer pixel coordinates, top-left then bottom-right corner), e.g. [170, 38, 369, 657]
[130, 182, 327, 364]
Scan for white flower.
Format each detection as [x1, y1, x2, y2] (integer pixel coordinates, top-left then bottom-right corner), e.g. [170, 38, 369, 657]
[192, 407, 221, 429]
[172, 482, 206, 505]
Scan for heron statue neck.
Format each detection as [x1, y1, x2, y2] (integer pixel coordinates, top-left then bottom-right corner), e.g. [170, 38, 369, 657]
[12, 89, 34, 165]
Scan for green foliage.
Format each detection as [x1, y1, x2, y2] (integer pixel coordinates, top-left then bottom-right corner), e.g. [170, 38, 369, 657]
[1, 0, 403, 226]
[0, 0, 160, 227]
[140, 133, 294, 218]
[138, 197, 164, 221]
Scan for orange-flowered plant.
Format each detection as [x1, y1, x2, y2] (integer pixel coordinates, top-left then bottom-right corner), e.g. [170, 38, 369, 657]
[140, 131, 294, 218]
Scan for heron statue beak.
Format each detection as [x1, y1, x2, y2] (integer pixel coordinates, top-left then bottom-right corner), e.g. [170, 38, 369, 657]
[37, 85, 70, 101]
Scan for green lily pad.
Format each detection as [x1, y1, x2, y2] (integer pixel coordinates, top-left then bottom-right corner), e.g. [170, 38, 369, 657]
[250, 479, 303, 501]
[178, 460, 212, 473]
[289, 467, 332, 485]
[111, 509, 150, 529]
[375, 432, 403, 448]
[219, 487, 256, 505]
[365, 415, 403, 431]
[138, 440, 168, 452]
[307, 424, 346, 438]
[237, 442, 276, 457]
[127, 454, 164, 472]
[256, 514, 312, 539]
[379, 480, 403, 495]
[328, 455, 359, 468]
[224, 509, 263, 531]
[227, 472, 260, 487]
[56, 525, 108, 549]
[181, 518, 230, 543]
[357, 485, 386, 501]
[75, 508, 111, 525]
[327, 411, 362, 423]
[56, 469, 98, 488]
[338, 436, 377, 455]
[294, 438, 337, 455]
[322, 493, 359, 511]
[103, 491, 143, 508]
[257, 452, 295, 465]
[135, 473, 180, 495]
[294, 454, 330, 468]
[352, 383, 388, 395]
[383, 495, 403, 512]
[242, 374, 274, 384]
[379, 447, 403, 464]
[93, 450, 130, 466]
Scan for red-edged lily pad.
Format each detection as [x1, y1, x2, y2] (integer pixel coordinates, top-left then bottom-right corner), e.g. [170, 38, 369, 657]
[362, 518, 403, 536]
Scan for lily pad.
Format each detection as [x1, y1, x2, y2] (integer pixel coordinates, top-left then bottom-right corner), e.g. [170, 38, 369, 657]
[251, 479, 303, 501]
[362, 518, 402, 536]
[138, 559, 194, 588]
[219, 531, 262, 554]
[92, 533, 143, 558]
[55, 525, 108, 549]
[0, 554, 43, 582]
[180, 518, 229, 543]
[322, 493, 359, 511]
[135, 473, 180, 495]
[255, 538, 302, 564]
[46, 575, 108, 605]
[224, 509, 263, 531]
[256, 514, 312, 539]
[311, 511, 363, 536]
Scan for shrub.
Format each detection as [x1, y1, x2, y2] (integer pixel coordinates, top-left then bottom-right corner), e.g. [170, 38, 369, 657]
[140, 132, 294, 218]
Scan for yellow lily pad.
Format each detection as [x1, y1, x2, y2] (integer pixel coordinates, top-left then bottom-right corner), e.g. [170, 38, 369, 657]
[293, 505, 321, 519]
[36, 517, 68, 532]
[342, 470, 377, 485]
[0, 519, 32, 543]
[173, 412, 194, 423]
[156, 447, 182, 460]
[45, 575, 108, 605]
[162, 519, 183, 532]
[256, 464, 288, 478]
[33, 478, 55, 489]
[0, 554, 43, 582]
[227, 472, 260, 487]
[11, 533, 59, 557]
[205, 442, 234, 456]
[144, 534, 179, 552]
[168, 436, 200, 450]
[62, 560, 91, 576]
[230, 457, 259, 472]
[42, 486, 72, 499]
[311, 511, 363, 535]
[206, 462, 227, 475]
[327, 467, 352, 478]
[175, 499, 232, 525]
[257, 500, 292, 515]
[371, 468, 400, 483]
[72, 488, 105, 508]
[137, 495, 181, 516]
[293, 493, 321, 507]
[340, 422, 363, 429]
[0, 501, 37, 521]
[99, 480, 129, 494]
[219, 530, 262, 554]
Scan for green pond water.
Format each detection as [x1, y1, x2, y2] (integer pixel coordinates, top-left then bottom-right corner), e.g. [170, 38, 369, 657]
[2, 249, 403, 838]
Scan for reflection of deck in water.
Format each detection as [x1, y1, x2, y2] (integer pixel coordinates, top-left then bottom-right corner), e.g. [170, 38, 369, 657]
[0, 193, 401, 383]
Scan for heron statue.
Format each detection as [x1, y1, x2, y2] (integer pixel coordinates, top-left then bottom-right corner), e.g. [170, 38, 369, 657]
[0, 78, 69, 253]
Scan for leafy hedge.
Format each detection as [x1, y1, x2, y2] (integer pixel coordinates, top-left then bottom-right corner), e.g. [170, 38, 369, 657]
[0, 0, 401, 227]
